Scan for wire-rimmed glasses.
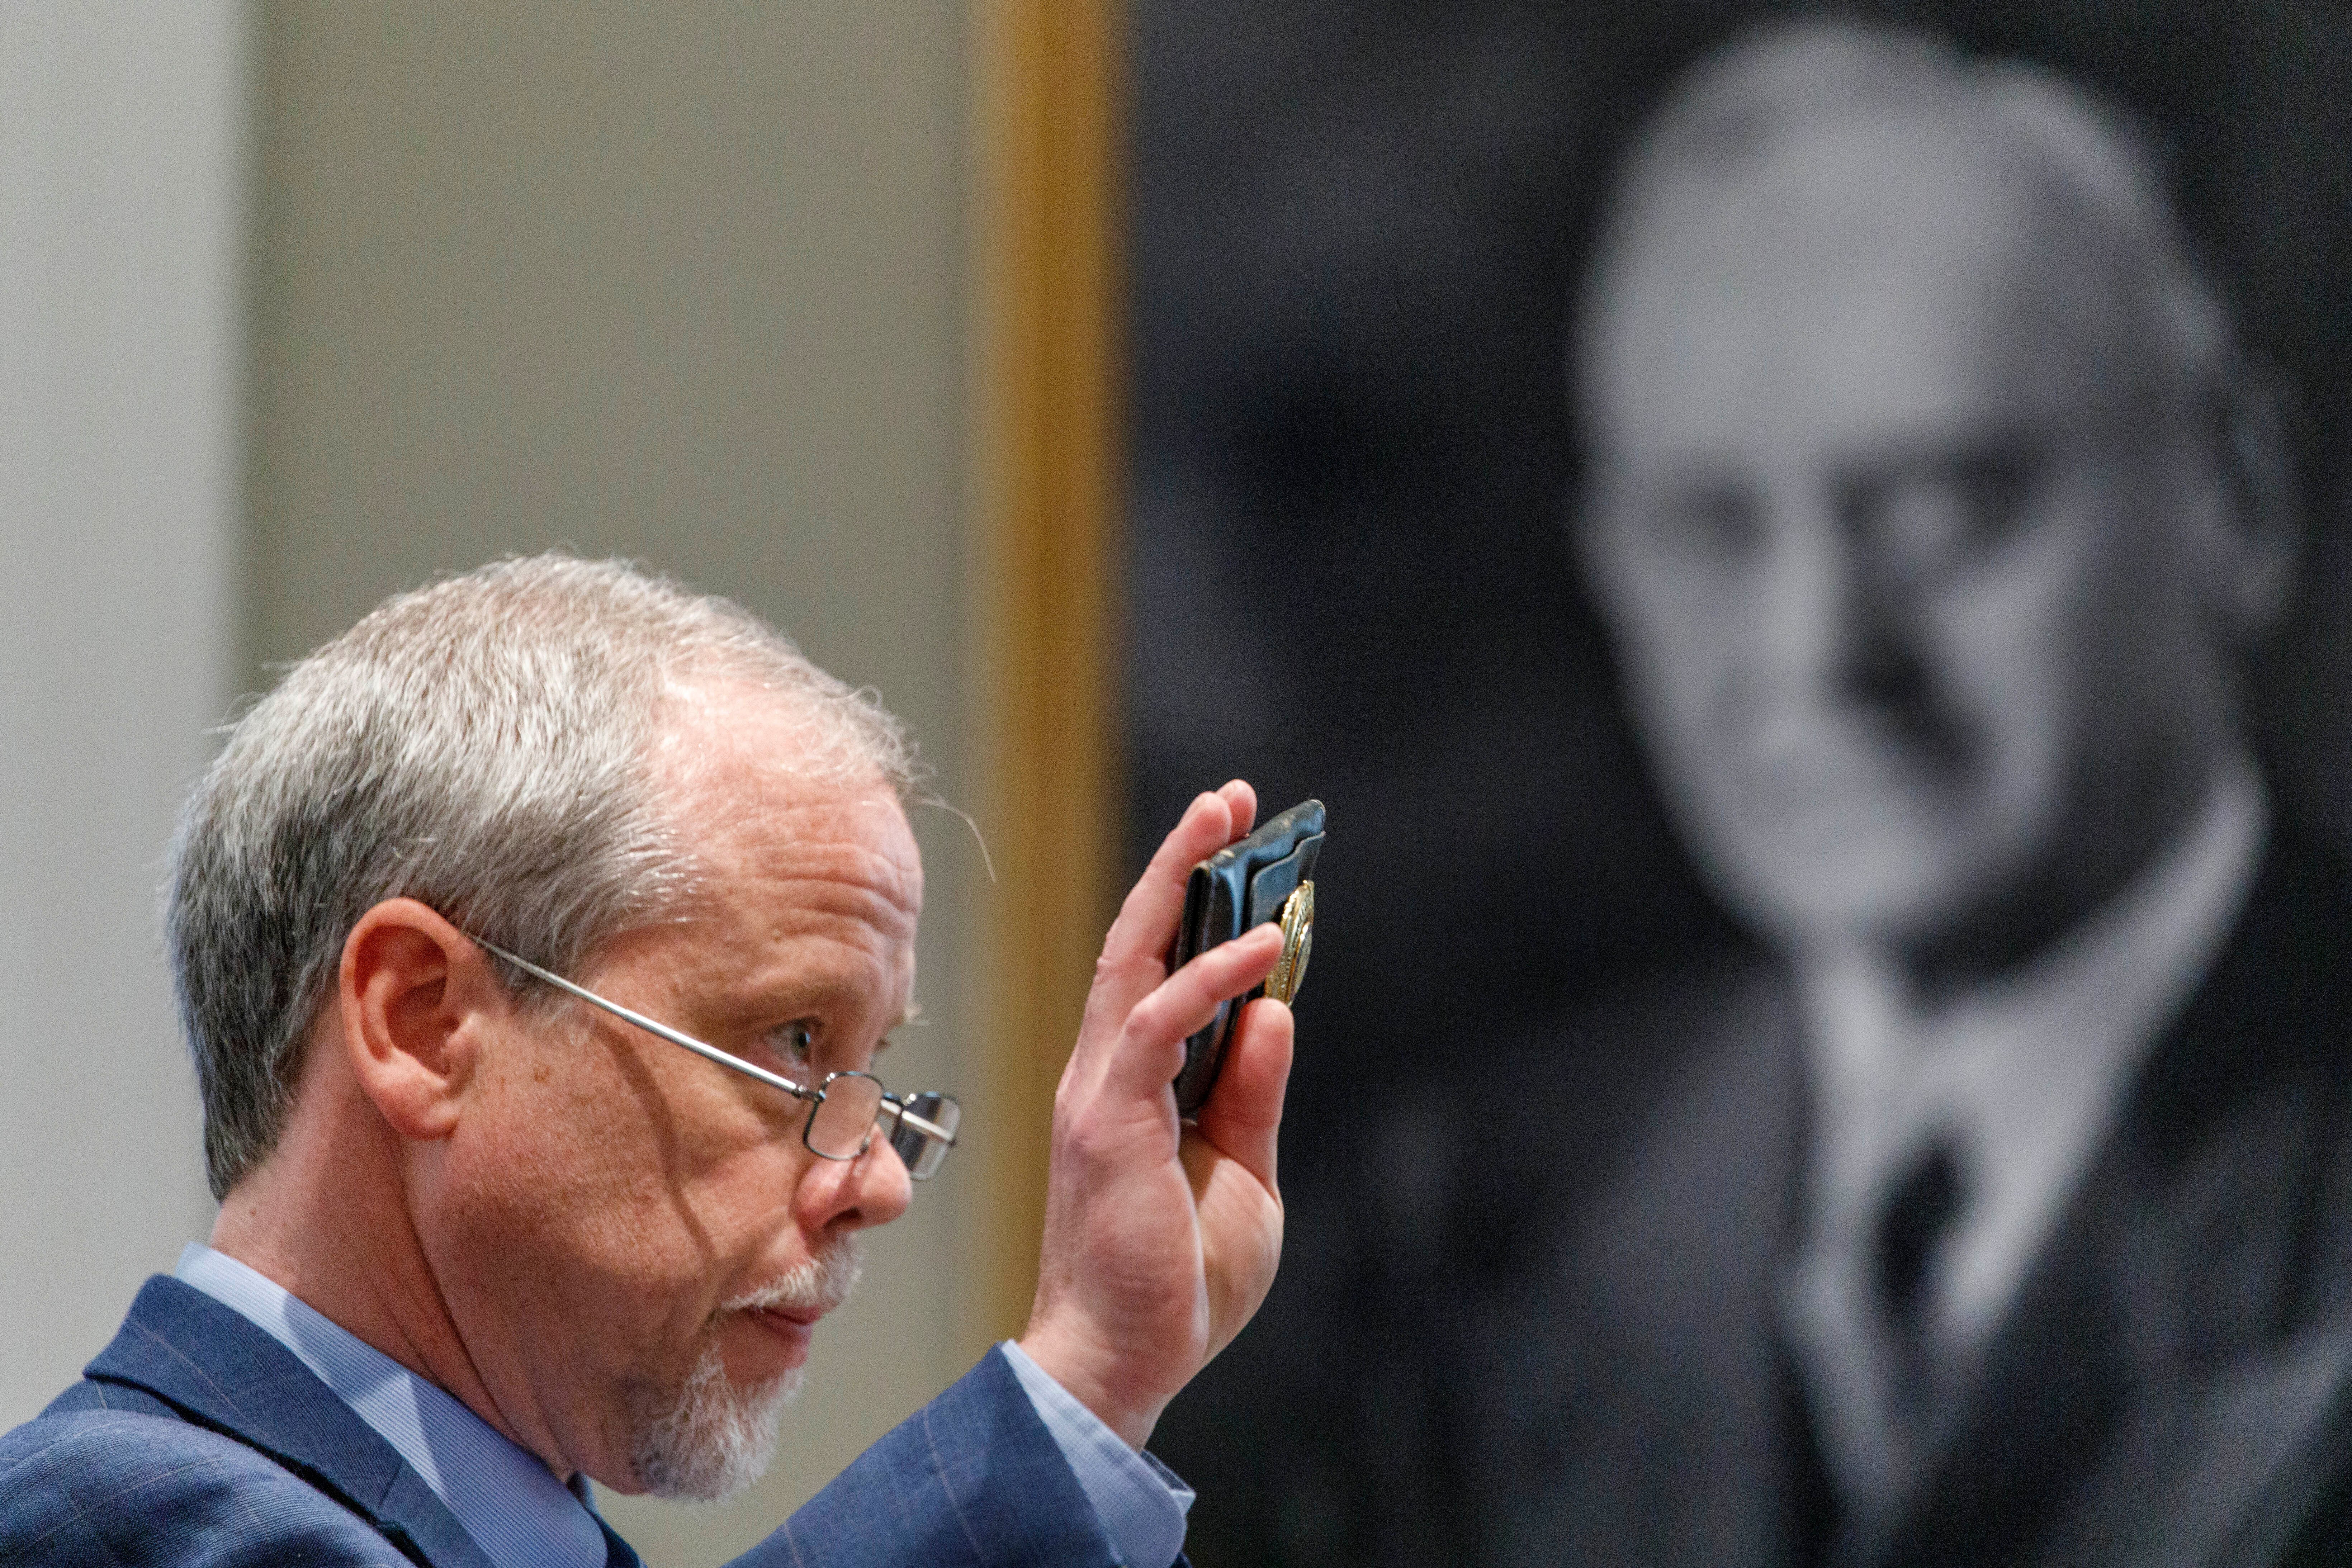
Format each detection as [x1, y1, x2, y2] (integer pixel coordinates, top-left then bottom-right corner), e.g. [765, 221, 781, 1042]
[468, 935, 961, 1180]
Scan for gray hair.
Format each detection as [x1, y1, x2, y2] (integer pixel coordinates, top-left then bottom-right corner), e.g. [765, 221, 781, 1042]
[168, 554, 920, 1199]
[1585, 19, 2238, 409]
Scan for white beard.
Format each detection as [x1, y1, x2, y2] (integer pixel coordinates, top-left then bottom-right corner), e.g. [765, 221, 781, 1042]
[628, 1238, 865, 1501]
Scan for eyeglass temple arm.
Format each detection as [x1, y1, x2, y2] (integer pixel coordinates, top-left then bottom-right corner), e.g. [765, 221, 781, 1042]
[471, 937, 819, 1106]
[472, 935, 955, 1146]
[885, 1098, 956, 1147]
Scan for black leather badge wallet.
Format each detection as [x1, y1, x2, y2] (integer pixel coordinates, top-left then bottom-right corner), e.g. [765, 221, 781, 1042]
[1168, 798, 1324, 1117]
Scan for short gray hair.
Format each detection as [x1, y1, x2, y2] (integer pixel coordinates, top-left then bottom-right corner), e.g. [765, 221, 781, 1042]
[168, 554, 920, 1199]
[1587, 19, 2238, 408]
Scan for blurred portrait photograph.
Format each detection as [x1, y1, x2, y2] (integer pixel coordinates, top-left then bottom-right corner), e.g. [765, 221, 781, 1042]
[1128, 4, 2352, 1565]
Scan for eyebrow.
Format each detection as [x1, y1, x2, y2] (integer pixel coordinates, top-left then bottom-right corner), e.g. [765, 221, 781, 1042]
[1833, 419, 2058, 478]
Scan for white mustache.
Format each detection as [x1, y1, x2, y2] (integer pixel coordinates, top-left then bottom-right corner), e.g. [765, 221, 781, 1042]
[722, 1237, 865, 1318]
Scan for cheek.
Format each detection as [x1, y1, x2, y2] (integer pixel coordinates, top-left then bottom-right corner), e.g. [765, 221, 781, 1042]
[1922, 515, 2145, 813]
[437, 1069, 662, 1309]
[1604, 560, 1753, 751]
[440, 1044, 748, 1328]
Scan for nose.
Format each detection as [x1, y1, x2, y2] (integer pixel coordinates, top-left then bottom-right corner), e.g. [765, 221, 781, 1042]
[1757, 496, 1911, 705]
[796, 1123, 914, 1238]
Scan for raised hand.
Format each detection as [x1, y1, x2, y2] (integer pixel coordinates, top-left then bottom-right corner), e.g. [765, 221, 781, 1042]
[1017, 781, 1297, 1449]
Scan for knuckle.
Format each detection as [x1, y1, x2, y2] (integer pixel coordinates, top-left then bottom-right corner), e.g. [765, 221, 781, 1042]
[1127, 991, 1179, 1043]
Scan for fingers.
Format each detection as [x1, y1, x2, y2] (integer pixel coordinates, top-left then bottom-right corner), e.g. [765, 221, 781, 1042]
[1069, 793, 1232, 1067]
[1192, 996, 1293, 1193]
[1096, 790, 1234, 975]
[1106, 923, 1286, 1102]
[1216, 779, 1258, 840]
[1092, 779, 1262, 979]
[1068, 780, 1269, 1095]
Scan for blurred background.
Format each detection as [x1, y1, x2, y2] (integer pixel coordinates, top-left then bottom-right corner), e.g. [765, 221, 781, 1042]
[8, 2, 2352, 1565]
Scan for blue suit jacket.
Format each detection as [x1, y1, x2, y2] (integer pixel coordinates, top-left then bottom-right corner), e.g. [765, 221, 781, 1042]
[0, 1276, 1125, 1567]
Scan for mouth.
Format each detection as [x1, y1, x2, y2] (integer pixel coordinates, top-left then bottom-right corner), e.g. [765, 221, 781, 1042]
[743, 1306, 819, 1362]
[719, 1240, 865, 1365]
[751, 1301, 827, 1328]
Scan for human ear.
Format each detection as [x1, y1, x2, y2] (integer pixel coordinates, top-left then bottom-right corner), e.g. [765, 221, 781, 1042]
[337, 899, 496, 1143]
[2197, 358, 2301, 640]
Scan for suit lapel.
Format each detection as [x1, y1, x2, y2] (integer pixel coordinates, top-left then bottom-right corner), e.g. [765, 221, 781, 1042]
[2033, 1313, 2352, 1567]
[1853, 834, 2352, 1568]
[1462, 958, 1820, 1567]
[85, 1275, 499, 1568]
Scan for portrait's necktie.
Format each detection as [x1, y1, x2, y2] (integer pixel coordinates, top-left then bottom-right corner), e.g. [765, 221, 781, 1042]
[1780, 1131, 1973, 1520]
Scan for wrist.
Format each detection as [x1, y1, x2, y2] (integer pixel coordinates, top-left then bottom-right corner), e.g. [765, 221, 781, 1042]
[1015, 1322, 1173, 1451]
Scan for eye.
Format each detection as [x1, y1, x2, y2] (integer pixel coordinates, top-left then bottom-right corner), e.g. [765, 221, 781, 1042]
[1856, 451, 2041, 581]
[1637, 479, 1766, 564]
[767, 1019, 819, 1079]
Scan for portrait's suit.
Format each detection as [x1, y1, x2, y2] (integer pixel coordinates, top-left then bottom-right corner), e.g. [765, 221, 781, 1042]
[0, 1276, 1124, 1567]
[1416, 828, 2352, 1568]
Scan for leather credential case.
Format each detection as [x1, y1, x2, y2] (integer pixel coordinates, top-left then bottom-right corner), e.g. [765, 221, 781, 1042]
[1168, 798, 1324, 1116]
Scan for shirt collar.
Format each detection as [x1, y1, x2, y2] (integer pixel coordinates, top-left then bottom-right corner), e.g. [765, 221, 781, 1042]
[1793, 753, 2267, 1349]
[174, 1243, 610, 1568]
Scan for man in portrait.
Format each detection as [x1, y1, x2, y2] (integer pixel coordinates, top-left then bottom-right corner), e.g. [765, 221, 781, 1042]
[0, 555, 1297, 1567]
[1423, 19, 2352, 1567]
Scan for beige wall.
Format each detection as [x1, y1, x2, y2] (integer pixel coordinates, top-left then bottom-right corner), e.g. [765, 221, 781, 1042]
[0, 0, 242, 1434]
[246, 4, 980, 1558]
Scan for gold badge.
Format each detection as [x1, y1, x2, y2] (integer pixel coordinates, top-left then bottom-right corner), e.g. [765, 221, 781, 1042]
[1266, 881, 1315, 1005]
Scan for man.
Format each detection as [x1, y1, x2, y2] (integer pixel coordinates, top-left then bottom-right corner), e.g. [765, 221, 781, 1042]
[0, 555, 1297, 1567]
[1420, 21, 2352, 1568]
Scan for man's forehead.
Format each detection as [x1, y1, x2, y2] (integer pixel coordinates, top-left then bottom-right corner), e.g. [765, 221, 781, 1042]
[649, 681, 923, 913]
[1586, 109, 2145, 467]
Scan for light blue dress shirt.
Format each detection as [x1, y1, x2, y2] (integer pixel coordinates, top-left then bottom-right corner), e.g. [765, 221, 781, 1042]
[1000, 1338, 1195, 1568]
[175, 1244, 1192, 1568]
[176, 1245, 611, 1568]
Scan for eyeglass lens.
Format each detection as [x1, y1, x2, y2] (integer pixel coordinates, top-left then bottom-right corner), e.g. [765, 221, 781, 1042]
[804, 1071, 885, 1161]
[802, 1075, 959, 1181]
[890, 1092, 961, 1181]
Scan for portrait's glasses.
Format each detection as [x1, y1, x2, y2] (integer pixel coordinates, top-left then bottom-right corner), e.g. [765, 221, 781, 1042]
[468, 935, 961, 1180]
